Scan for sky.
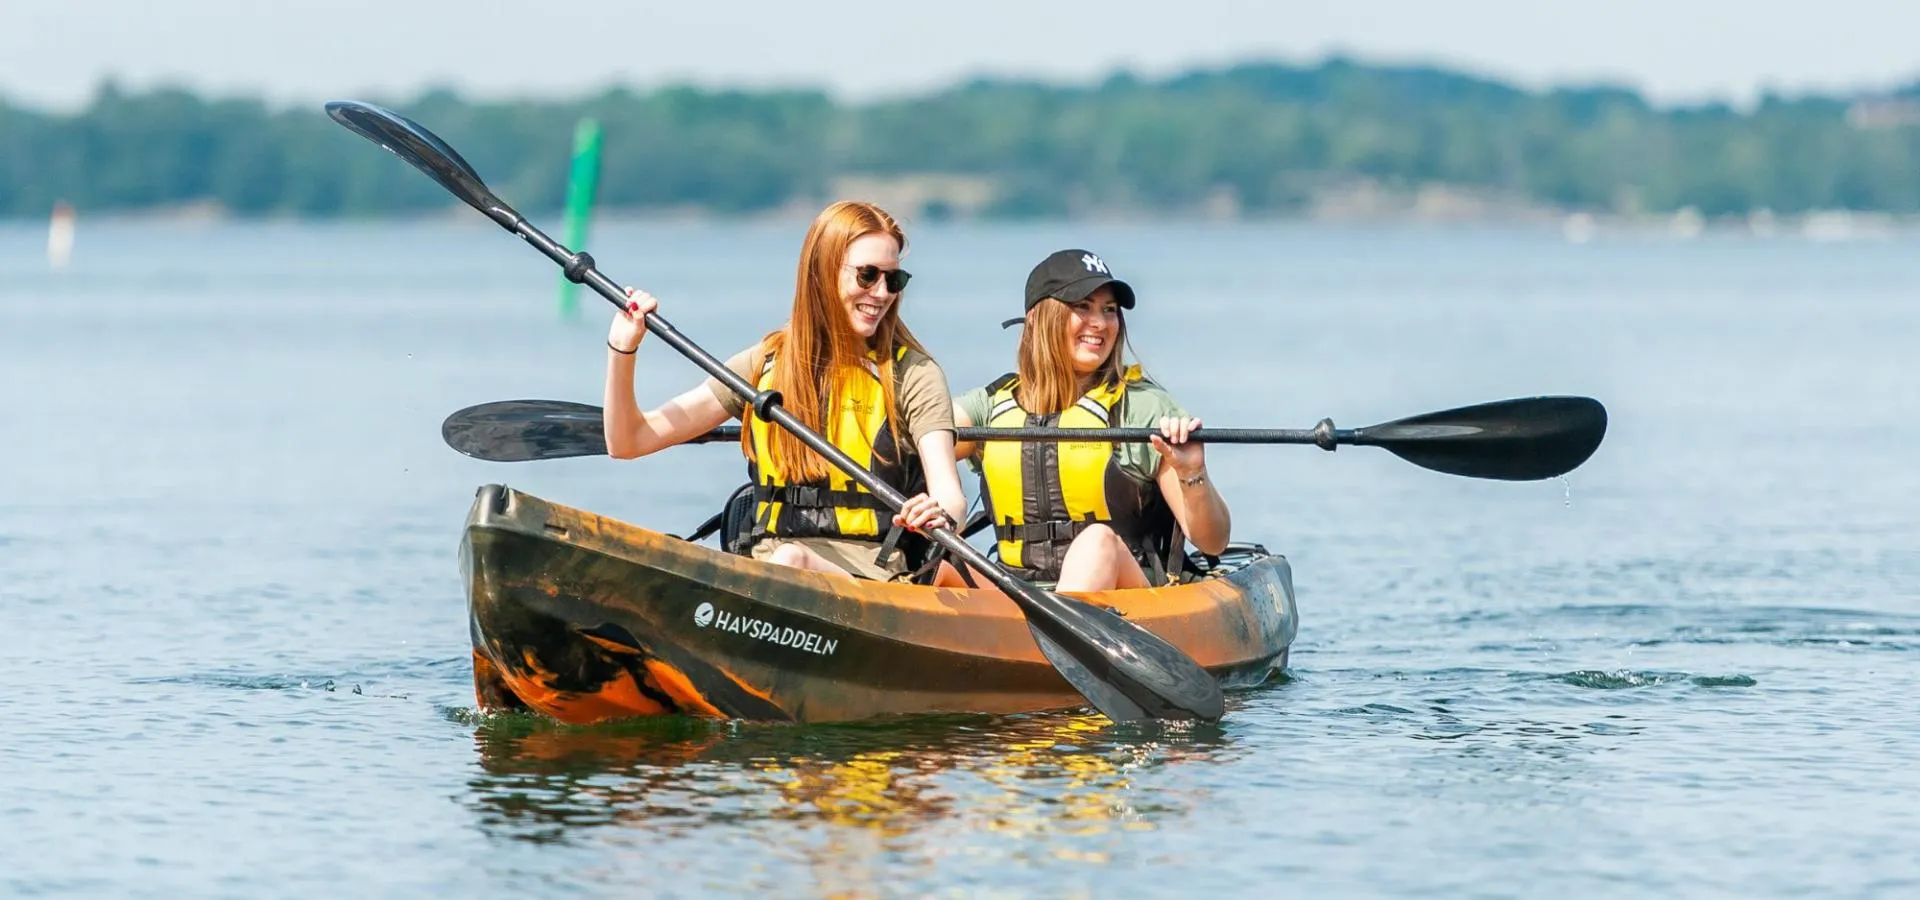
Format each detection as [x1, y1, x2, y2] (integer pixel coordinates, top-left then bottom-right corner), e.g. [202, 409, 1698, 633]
[4, 0, 1918, 111]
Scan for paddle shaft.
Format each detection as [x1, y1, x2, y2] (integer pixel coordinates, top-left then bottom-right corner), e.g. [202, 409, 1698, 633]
[976, 425, 1356, 445]
[683, 423, 1358, 446]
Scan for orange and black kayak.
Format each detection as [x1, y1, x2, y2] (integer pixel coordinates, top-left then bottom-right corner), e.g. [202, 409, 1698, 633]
[464, 483, 1299, 724]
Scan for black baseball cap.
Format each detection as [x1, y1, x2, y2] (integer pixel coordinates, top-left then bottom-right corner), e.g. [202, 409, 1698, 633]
[1001, 249, 1136, 328]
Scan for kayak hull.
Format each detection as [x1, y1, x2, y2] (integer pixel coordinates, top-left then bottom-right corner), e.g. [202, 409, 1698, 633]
[463, 483, 1298, 724]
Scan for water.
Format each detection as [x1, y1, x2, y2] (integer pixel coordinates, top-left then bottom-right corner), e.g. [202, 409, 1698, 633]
[4, 219, 1918, 897]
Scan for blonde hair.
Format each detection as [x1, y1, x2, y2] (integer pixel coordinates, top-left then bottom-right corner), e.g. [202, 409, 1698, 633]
[1014, 296, 1134, 414]
[748, 201, 924, 482]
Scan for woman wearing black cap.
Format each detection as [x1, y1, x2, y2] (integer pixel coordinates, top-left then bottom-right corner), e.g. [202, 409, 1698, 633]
[944, 249, 1231, 591]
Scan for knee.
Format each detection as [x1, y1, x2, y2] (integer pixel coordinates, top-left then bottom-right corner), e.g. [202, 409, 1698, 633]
[766, 542, 808, 569]
[1070, 524, 1125, 557]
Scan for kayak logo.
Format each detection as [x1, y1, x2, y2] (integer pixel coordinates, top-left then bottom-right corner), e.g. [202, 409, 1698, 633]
[697, 603, 839, 656]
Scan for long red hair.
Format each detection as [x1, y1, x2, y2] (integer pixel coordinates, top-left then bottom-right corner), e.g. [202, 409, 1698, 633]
[749, 201, 924, 482]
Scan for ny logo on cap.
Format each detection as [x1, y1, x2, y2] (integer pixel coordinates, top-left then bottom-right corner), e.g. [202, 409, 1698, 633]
[1081, 253, 1108, 274]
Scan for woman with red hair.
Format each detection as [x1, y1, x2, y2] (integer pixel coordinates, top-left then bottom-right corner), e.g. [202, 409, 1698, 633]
[603, 201, 966, 581]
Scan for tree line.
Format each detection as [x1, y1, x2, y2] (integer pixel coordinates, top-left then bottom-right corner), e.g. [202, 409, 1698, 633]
[3, 59, 1917, 219]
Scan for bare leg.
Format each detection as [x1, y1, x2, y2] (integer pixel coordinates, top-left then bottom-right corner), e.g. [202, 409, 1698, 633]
[764, 541, 853, 576]
[1053, 524, 1149, 593]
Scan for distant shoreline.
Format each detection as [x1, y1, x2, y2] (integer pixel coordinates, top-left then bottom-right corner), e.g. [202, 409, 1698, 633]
[9, 202, 1916, 243]
[7, 58, 1918, 222]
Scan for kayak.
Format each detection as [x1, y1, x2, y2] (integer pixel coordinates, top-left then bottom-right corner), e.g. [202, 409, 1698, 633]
[463, 483, 1299, 724]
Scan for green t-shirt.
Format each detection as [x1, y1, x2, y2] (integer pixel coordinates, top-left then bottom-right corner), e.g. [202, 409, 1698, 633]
[954, 376, 1189, 486]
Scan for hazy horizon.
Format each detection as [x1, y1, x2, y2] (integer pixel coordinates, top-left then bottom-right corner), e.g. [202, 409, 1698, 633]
[6, 0, 1920, 112]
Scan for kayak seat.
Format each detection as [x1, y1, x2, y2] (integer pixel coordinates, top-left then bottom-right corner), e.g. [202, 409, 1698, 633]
[721, 482, 756, 556]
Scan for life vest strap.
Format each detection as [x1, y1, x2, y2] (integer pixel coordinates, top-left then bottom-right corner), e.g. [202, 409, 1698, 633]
[994, 519, 1096, 544]
[753, 483, 892, 511]
[873, 522, 907, 568]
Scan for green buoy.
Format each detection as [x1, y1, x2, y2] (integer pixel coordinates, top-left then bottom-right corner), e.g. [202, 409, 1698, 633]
[556, 117, 603, 319]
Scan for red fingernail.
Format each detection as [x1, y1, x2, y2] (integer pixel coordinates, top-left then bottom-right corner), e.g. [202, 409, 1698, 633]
[629, 301, 639, 311]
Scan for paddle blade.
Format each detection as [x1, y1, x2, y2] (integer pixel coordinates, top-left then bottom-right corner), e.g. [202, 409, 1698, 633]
[1020, 592, 1225, 722]
[442, 400, 745, 461]
[1028, 622, 1148, 722]
[1355, 396, 1607, 481]
[324, 100, 501, 216]
[442, 400, 608, 462]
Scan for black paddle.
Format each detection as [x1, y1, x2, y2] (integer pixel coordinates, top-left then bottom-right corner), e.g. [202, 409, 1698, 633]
[442, 397, 1607, 481]
[326, 100, 1224, 724]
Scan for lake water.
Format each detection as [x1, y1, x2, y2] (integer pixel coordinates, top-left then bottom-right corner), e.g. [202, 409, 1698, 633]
[3, 218, 1918, 897]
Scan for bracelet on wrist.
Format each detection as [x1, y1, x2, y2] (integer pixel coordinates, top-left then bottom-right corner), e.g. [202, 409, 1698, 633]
[1179, 471, 1208, 488]
[608, 340, 637, 355]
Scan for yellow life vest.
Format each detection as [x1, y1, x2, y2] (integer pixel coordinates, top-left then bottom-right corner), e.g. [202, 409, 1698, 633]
[978, 366, 1159, 582]
[743, 345, 915, 543]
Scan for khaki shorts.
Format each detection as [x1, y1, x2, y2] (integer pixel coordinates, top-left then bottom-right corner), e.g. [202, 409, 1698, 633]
[748, 536, 910, 582]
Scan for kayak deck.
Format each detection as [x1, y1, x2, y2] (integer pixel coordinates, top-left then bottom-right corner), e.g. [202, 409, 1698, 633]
[464, 483, 1298, 724]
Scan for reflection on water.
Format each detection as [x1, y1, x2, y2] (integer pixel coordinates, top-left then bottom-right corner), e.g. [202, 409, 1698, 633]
[462, 708, 1232, 849]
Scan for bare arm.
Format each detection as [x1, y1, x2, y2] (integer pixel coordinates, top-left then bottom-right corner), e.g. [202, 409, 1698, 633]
[916, 430, 969, 527]
[603, 360, 733, 459]
[603, 288, 735, 459]
[950, 403, 978, 460]
[891, 430, 968, 534]
[1152, 417, 1231, 556]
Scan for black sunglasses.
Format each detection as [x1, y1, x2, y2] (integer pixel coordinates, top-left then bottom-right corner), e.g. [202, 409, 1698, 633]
[847, 264, 912, 293]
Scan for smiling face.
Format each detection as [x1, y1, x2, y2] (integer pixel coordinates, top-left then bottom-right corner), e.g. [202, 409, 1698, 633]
[1062, 286, 1121, 376]
[839, 232, 904, 340]
[1012, 286, 1131, 415]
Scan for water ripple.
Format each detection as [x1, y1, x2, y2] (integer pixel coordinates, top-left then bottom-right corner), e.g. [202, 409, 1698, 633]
[1544, 669, 1758, 690]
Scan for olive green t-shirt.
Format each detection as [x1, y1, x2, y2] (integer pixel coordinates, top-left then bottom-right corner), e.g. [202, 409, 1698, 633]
[954, 377, 1189, 486]
[704, 342, 956, 447]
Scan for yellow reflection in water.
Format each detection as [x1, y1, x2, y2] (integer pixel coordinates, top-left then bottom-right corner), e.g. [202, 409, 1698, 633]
[464, 707, 1226, 889]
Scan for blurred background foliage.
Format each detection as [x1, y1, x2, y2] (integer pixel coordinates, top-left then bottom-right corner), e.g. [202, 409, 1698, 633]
[4, 58, 1917, 219]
